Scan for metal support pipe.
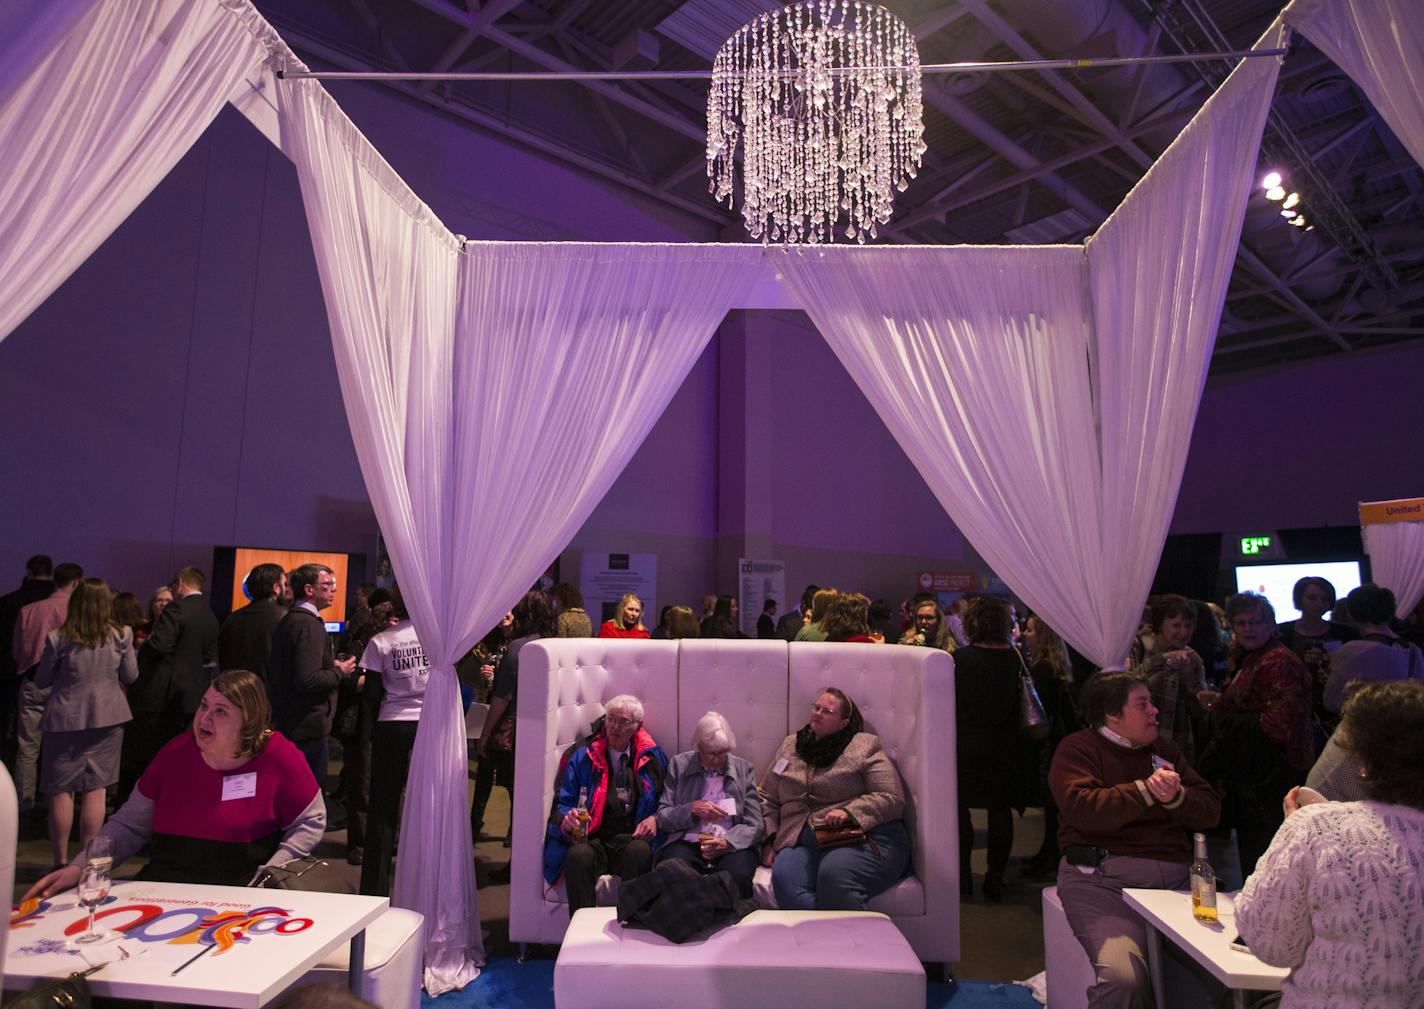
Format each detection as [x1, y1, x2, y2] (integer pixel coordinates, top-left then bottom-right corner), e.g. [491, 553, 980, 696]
[277, 48, 1289, 83]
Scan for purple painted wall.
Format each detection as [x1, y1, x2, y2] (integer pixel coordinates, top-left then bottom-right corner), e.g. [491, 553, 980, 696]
[1170, 341, 1424, 534]
[0, 85, 716, 602]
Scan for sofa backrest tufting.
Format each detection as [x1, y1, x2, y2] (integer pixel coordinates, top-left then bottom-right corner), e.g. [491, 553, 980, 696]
[508, 637, 959, 964]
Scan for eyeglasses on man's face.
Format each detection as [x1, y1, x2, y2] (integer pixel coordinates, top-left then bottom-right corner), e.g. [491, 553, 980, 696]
[606, 715, 640, 729]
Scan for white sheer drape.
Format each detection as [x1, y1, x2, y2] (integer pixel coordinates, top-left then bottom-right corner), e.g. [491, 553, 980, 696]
[1364, 517, 1424, 617]
[277, 74, 761, 993]
[777, 245, 1115, 655]
[1286, 0, 1424, 169]
[1084, 20, 1289, 663]
[0, 0, 98, 108]
[776, 23, 1284, 667]
[0, 0, 276, 344]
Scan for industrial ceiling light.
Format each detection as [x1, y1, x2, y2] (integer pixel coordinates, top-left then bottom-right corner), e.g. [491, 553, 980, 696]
[1282, 192, 1300, 210]
[706, 0, 926, 243]
[1265, 186, 1286, 201]
[1261, 171, 1282, 190]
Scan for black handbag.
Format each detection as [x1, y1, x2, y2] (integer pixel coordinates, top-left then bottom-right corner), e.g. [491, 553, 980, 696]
[253, 856, 355, 893]
[3, 962, 105, 1009]
[1016, 650, 1050, 741]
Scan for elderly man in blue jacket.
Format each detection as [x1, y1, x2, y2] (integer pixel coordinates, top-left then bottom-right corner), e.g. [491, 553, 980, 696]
[544, 693, 668, 912]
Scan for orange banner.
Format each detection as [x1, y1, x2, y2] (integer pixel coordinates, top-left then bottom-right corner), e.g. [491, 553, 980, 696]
[1359, 498, 1424, 526]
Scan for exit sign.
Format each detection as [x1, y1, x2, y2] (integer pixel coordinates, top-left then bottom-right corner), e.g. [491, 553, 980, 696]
[1240, 535, 1272, 556]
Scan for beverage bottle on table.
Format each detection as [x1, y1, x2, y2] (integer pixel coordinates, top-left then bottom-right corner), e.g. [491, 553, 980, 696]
[1190, 831, 1218, 923]
[573, 786, 591, 844]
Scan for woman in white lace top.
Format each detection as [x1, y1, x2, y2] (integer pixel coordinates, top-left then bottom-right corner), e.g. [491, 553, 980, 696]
[1235, 680, 1424, 1008]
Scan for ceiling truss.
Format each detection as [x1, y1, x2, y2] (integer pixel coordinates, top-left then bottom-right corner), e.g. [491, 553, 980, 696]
[250, 0, 1424, 374]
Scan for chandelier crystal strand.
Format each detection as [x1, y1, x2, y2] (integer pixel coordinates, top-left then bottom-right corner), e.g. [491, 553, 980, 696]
[707, 0, 924, 244]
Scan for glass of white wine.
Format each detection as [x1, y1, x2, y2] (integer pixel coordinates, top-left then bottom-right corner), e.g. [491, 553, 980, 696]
[67, 836, 117, 946]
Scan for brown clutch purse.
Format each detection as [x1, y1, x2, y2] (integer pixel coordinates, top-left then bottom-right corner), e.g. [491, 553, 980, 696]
[813, 820, 876, 852]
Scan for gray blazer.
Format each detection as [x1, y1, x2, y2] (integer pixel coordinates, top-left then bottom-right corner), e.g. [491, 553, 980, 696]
[655, 751, 764, 851]
[760, 731, 905, 852]
[36, 628, 138, 732]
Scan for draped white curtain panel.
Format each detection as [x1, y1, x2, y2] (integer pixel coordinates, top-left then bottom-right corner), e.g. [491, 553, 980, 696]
[1364, 520, 1424, 618]
[1285, 0, 1424, 169]
[276, 74, 763, 992]
[0, 0, 278, 343]
[2, 0, 1419, 995]
[777, 20, 1285, 667]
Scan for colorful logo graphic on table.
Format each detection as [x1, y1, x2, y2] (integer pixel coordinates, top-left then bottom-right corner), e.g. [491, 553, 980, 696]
[10, 889, 314, 959]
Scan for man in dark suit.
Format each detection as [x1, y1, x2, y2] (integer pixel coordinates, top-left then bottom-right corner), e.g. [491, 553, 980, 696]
[777, 584, 819, 641]
[121, 565, 219, 801]
[0, 554, 55, 770]
[269, 562, 356, 788]
[218, 562, 288, 682]
[756, 599, 779, 639]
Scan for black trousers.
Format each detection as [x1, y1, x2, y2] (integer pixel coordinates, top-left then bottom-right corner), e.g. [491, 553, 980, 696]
[470, 748, 514, 836]
[360, 720, 418, 897]
[656, 839, 759, 899]
[959, 803, 1013, 881]
[563, 833, 652, 912]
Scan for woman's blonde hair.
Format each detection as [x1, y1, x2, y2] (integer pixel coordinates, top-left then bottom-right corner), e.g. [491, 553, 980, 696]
[666, 605, 700, 639]
[809, 588, 839, 625]
[59, 578, 118, 650]
[1028, 615, 1072, 682]
[613, 593, 645, 629]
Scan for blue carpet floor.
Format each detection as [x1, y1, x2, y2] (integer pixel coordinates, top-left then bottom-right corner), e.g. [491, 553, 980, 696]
[421, 957, 1041, 1008]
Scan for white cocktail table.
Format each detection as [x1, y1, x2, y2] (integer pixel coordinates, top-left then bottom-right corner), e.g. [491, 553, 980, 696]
[7, 879, 388, 1007]
[1122, 888, 1288, 1009]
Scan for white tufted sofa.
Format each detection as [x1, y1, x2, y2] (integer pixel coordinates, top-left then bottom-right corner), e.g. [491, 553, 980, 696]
[507, 638, 958, 965]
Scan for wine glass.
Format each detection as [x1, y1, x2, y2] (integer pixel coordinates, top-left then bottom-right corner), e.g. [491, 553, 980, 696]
[67, 836, 117, 946]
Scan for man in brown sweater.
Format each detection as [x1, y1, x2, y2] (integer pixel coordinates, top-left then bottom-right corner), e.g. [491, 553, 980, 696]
[1049, 671, 1220, 1009]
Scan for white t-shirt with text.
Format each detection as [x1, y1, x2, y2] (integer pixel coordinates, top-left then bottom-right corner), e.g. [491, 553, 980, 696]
[361, 620, 430, 722]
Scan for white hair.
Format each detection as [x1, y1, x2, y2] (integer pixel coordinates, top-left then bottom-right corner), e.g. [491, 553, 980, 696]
[604, 694, 644, 723]
[691, 710, 736, 752]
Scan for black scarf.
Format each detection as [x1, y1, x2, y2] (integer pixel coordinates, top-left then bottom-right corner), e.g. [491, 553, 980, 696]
[794, 704, 865, 768]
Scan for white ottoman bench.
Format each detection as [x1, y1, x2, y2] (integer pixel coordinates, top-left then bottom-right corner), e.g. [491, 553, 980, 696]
[293, 907, 425, 1009]
[554, 908, 924, 1009]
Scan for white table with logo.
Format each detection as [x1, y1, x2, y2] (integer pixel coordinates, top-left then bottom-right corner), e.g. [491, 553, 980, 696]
[1122, 888, 1288, 1009]
[7, 879, 388, 1007]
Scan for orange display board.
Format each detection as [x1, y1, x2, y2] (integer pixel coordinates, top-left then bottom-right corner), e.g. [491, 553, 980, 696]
[1359, 497, 1424, 526]
[229, 547, 349, 625]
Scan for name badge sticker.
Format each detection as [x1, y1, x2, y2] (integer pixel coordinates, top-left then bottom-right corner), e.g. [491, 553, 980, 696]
[222, 772, 258, 801]
[772, 757, 789, 775]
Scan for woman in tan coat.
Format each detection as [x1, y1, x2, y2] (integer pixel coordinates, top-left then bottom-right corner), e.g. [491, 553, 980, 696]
[761, 687, 910, 910]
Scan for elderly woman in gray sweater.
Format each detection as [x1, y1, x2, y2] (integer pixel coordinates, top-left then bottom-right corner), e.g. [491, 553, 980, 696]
[761, 687, 910, 910]
[654, 710, 764, 898]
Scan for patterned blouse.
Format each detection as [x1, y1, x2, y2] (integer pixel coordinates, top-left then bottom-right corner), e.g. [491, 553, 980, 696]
[1218, 640, 1314, 771]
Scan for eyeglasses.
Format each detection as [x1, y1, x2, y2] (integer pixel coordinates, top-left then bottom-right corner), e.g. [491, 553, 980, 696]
[810, 704, 842, 717]
[606, 715, 640, 729]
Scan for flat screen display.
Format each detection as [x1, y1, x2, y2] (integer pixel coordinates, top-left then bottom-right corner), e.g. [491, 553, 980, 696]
[213, 547, 361, 633]
[1233, 560, 1363, 622]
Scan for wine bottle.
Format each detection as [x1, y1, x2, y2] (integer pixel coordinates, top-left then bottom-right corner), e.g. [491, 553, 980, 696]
[1190, 832, 1218, 923]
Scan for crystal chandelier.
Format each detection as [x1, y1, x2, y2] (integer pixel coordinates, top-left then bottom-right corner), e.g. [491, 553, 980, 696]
[707, 0, 925, 244]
